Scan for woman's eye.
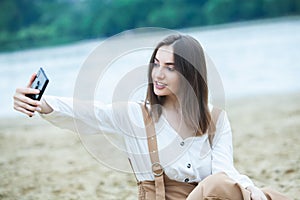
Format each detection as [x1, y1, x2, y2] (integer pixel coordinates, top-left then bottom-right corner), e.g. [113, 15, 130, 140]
[167, 66, 175, 71]
[153, 63, 159, 67]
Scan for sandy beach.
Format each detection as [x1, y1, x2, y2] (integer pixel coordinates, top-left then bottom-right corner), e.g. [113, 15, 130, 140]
[0, 93, 299, 200]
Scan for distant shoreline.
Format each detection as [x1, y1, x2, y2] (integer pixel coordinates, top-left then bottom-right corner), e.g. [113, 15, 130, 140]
[181, 15, 300, 33]
[1, 16, 299, 54]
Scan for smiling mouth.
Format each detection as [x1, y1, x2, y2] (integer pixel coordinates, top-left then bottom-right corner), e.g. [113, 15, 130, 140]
[154, 81, 167, 89]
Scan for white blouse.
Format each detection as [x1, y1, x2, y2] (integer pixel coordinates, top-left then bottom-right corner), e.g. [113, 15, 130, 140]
[40, 95, 254, 188]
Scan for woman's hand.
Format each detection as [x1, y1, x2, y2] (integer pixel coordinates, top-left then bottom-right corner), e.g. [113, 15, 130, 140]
[13, 73, 53, 117]
[246, 185, 267, 200]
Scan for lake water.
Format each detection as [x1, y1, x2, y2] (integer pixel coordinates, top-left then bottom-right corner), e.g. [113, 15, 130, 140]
[1, 18, 300, 117]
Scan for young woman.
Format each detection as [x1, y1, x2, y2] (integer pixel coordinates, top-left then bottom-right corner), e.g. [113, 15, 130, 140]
[13, 34, 289, 200]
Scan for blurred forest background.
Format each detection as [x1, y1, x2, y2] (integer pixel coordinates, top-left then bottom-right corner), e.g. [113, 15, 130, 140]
[1, 0, 299, 52]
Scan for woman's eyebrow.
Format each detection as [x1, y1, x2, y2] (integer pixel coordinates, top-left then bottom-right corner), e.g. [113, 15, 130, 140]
[165, 62, 175, 66]
[154, 58, 174, 65]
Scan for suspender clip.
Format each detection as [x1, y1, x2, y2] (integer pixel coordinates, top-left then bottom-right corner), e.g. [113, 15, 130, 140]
[152, 162, 164, 177]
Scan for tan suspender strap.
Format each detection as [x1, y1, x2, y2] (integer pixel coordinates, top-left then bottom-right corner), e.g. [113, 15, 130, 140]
[140, 104, 165, 200]
[139, 104, 222, 199]
[208, 107, 222, 147]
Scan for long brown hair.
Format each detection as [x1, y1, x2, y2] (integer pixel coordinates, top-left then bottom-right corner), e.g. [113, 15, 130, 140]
[145, 34, 211, 136]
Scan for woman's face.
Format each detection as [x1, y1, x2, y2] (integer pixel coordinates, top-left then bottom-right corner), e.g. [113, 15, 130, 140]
[152, 45, 180, 99]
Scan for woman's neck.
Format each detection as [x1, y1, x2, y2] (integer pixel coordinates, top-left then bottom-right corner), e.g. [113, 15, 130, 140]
[163, 95, 180, 112]
[162, 95, 196, 139]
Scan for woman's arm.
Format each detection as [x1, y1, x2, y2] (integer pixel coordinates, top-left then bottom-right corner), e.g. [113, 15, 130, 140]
[38, 96, 123, 135]
[13, 74, 126, 135]
[211, 111, 267, 200]
[14, 75, 147, 154]
[211, 111, 254, 187]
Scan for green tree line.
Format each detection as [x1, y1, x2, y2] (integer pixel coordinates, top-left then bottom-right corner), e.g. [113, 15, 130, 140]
[0, 0, 299, 52]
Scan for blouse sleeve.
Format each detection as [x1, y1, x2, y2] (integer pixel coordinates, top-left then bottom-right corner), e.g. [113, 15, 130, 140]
[211, 111, 254, 188]
[40, 95, 140, 136]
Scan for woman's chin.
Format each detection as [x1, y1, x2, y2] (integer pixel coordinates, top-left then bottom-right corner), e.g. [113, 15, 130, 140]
[154, 90, 166, 97]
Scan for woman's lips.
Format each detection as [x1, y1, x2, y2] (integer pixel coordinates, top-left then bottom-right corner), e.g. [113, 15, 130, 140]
[155, 81, 167, 90]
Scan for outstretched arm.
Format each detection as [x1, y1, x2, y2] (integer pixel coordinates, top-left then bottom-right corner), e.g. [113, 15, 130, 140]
[211, 111, 267, 200]
[13, 74, 141, 137]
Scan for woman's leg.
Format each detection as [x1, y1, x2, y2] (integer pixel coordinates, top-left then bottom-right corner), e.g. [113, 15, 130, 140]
[186, 172, 251, 200]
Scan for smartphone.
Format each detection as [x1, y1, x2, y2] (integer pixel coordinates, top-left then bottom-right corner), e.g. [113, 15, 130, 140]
[26, 68, 49, 101]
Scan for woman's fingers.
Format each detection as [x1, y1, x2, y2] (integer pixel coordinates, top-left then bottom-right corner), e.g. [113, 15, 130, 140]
[16, 87, 40, 96]
[14, 88, 40, 104]
[14, 74, 40, 117]
[248, 186, 268, 200]
[13, 87, 41, 116]
[14, 104, 36, 117]
[26, 73, 36, 88]
[16, 100, 39, 112]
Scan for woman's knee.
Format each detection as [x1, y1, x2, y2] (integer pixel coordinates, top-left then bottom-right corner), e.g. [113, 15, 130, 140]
[202, 172, 229, 185]
[187, 172, 245, 200]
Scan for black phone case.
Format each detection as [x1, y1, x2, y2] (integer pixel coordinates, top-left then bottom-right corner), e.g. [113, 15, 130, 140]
[26, 68, 49, 100]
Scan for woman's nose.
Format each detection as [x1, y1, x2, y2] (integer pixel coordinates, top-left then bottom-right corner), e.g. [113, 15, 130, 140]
[154, 66, 165, 79]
